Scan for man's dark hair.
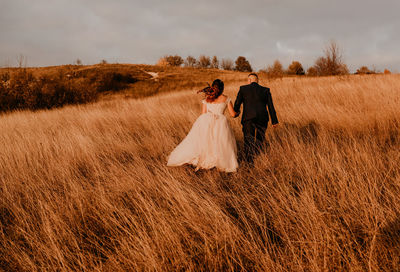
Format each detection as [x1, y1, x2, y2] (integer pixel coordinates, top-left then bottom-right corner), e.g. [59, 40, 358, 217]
[248, 73, 258, 78]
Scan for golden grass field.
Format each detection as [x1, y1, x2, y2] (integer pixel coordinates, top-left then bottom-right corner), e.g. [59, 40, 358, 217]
[0, 71, 399, 271]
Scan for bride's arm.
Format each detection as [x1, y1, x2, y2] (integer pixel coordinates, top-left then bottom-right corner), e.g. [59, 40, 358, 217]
[227, 101, 237, 117]
[201, 102, 207, 114]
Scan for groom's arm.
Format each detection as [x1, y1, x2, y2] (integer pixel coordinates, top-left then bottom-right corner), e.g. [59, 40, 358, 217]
[233, 88, 243, 118]
[266, 88, 278, 125]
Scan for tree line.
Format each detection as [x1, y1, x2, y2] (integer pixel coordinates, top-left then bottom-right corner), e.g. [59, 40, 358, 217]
[158, 55, 252, 72]
[158, 42, 391, 77]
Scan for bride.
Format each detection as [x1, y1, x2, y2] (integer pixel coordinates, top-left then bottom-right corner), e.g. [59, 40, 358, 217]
[167, 79, 239, 172]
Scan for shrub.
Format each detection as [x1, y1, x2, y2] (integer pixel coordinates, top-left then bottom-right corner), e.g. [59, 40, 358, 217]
[211, 56, 219, 69]
[355, 66, 375, 75]
[235, 56, 252, 72]
[264, 60, 284, 79]
[157, 57, 169, 66]
[0, 68, 97, 112]
[164, 55, 184, 66]
[307, 67, 318, 76]
[184, 56, 197, 67]
[0, 71, 10, 82]
[198, 55, 211, 68]
[93, 71, 137, 92]
[32, 75, 96, 109]
[287, 61, 305, 75]
[221, 58, 234, 70]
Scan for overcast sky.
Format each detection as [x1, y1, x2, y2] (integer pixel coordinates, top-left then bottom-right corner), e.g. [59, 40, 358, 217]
[1, 0, 399, 72]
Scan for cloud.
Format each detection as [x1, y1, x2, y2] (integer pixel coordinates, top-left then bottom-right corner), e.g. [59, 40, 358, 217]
[1, 0, 399, 71]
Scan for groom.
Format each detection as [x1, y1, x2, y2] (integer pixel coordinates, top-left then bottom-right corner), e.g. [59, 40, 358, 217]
[233, 73, 279, 162]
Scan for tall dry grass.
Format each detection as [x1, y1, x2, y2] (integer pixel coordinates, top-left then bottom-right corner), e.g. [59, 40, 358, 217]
[0, 74, 399, 271]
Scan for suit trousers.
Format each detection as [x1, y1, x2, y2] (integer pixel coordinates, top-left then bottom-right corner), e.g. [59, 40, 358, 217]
[242, 120, 267, 162]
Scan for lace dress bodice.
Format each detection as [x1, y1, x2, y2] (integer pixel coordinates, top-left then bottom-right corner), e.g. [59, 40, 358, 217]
[202, 98, 231, 116]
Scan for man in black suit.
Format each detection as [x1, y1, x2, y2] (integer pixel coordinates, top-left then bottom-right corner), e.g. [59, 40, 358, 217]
[234, 73, 279, 162]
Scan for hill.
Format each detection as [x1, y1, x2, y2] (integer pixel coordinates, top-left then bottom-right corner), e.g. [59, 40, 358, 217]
[0, 64, 247, 113]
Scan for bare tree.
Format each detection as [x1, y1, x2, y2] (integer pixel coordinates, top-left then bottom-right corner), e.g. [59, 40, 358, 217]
[221, 58, 234, 70]
[313, 41, 349, 76]
[75, 58, 82, 66]
[211, 56, 219, 69]
[16, 54, 27, 68]
[198, 55, 211, 68]
[184, 56, 197, 67]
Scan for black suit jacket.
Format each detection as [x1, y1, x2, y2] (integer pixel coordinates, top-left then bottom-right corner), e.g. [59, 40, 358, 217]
[234, 82, 278, 127]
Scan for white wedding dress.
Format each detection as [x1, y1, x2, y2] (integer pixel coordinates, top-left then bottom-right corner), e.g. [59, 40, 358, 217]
[167, 98, 238, 172]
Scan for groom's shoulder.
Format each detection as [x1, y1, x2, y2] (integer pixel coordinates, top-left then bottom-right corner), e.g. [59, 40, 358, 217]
[255, 83, 268, 89]
[242, 83, 269, 90]
[239, 83, 252, 90]
[239, 83, 270, 93]
[258, 84, 270, 92]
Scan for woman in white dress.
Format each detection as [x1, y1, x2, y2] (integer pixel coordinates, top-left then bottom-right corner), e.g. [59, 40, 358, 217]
[167, 79, 239, 172]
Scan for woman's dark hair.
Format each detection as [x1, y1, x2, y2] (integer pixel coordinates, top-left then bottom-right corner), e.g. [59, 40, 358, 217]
[198, 79, 224, 102]
[212, 79, 224, 92]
